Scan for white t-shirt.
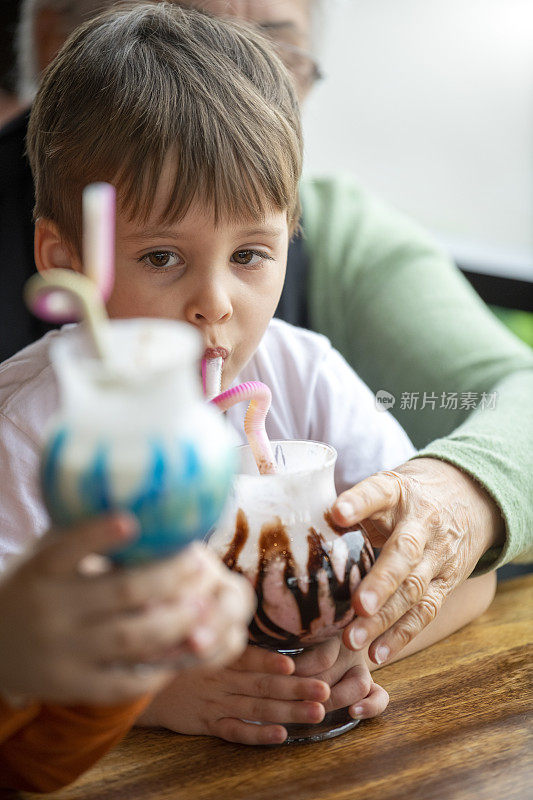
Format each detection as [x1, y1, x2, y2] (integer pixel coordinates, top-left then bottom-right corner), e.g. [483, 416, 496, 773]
[0, 319, 415, 569]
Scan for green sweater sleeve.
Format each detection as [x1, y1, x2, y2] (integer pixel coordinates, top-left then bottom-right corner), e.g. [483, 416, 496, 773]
[300, 175, 533, 571]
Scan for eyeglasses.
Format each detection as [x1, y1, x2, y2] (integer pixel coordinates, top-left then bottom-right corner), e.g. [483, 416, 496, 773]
[269, 40, 324, 93]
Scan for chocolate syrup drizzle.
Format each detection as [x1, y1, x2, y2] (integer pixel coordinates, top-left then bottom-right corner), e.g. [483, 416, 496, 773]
[222, 508, 248, 572]
[221, 509, 374, 650]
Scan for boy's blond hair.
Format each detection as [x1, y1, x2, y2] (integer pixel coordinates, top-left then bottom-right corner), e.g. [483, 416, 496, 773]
[26, 1, 303, 251]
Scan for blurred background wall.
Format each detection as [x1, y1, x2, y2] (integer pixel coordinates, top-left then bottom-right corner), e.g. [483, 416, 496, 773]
[303, 0, 533, 283]
[0, 0, 23, 127]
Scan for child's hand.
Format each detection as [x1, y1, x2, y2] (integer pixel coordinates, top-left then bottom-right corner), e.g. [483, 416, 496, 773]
[0, 515, 254, 706]
[138, 645, 331, 745]
[293, 638, 389, 721]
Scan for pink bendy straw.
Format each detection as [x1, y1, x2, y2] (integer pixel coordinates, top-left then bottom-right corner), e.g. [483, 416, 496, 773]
[202, 355, 277, 475]
[210, 380, 277, 475]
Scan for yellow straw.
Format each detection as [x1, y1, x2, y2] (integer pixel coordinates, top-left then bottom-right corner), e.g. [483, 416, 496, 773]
[24, 269, 110, 361]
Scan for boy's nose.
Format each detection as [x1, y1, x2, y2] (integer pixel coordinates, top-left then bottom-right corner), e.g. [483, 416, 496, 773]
[184, 283, 233, 326]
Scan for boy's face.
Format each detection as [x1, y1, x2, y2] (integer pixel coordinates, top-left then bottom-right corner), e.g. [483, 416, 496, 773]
[107, 165, 288, 389]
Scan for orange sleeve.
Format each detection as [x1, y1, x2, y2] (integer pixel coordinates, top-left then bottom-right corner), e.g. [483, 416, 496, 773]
[0, 694, 152, 793]
[0, 698, 42, 740]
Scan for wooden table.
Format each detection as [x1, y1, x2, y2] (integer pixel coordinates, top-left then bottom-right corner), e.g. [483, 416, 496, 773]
[18, 575, 533, 800]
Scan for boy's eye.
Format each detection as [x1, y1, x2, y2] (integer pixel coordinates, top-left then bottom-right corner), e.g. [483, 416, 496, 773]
[231, 249, 271, 267]
[140, 251, 181, 270]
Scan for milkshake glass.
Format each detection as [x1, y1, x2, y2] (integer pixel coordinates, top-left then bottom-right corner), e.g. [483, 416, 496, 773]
[42, 318, 237, 565]
[208, 440, 374, 743]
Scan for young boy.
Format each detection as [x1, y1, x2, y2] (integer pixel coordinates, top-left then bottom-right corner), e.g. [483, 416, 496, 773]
[0, 0, 495, 769]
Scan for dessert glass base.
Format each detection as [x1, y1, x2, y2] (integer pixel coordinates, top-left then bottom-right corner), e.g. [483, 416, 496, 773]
[283, 707, 360, 745]
[274, 645, 360, 744]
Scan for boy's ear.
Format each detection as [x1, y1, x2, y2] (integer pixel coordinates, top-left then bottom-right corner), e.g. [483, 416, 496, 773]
[34, 218, 82, 275]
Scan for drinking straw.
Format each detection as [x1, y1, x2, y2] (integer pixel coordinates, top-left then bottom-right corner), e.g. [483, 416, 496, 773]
[211, 382, 277, 475]
[24, 183, 115, 360]
[202, 356, 223, 401]
[24, 269, 110, 360]
[83, 183, 116, 300]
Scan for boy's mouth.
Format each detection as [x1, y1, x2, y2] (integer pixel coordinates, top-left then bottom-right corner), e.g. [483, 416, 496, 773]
[203, 346, 229, 361]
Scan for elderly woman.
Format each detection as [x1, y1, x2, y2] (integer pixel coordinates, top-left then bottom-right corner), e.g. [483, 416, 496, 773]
[0, 0, 531, 741]
[135, 0, 533, 657]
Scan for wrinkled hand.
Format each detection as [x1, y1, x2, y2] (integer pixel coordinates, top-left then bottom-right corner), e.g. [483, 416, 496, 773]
[138, 645, 331, 745]
[294, 638, 389, 720]
[0, 515, 254, 705]
[332, 458, 503, 664]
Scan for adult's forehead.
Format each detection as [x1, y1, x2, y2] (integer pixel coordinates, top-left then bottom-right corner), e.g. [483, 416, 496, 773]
[175, 1, 311, 34]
